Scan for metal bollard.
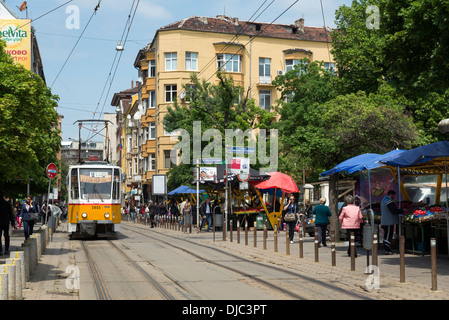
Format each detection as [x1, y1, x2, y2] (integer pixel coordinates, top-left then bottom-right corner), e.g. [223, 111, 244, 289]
[254, 222, 257, 248]
[263, 223, 267, 250]
[331, 230, 336, 266]
[245, 221, 248, 246]
[230, 220, 233, 242]
[431, 238, 437, 291]
[314, 227, 319, 262]
[299, 223, 304, 258]
[350, 232, 355, 271]
[373, 232, 378, 267]
[274, 224, 278, 252]
[400, 235, 405, 283]
[286, 224, 290, 255]
[237, 220, 240, 244]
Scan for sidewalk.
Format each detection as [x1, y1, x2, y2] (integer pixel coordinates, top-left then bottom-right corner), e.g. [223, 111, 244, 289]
[151, 221, 449, 300]
[1, 221, 78, 300]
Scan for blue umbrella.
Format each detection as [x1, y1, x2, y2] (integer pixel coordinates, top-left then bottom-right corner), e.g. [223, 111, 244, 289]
[167, 185, 191, 195]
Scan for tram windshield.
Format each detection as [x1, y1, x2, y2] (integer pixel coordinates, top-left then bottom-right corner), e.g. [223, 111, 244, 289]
[70, 168, 120, 201]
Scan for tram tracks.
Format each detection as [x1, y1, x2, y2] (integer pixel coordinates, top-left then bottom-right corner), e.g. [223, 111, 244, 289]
[81, 239, 175, 300]
[121, 224, 372, 300]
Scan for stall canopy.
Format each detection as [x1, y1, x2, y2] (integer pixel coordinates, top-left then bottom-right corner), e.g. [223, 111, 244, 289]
[251, 172, 299, 194]
[168, 185, 205, 195]
[321, 150, 405, 176]
[382, 141, 449, 167]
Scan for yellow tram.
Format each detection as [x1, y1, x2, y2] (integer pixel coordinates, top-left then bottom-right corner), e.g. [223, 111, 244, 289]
[67, 162, 121, 238]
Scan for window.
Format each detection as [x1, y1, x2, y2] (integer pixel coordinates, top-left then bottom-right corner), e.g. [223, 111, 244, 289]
[147, 122, 155, 140]
[285, 59, 300, 72]
[217, 53, 241, 72]
[133, 158, 138, 175]
[165, 85, 177, 103]
[70, 168, 79, 200]
[165, 52, 177, 71]
[148, 91, 155, 108]
[324, 62, 335, 75]
[259, 58, 271, 83]
[164, 150, 174, 169]
[112, 169, 120, 200]
[259, 90, 271, 111]
[149, 153, 155, 171]
[286, 59, 307, 74]
[149, 60, 156, 77]
[186, 52, 198, 71]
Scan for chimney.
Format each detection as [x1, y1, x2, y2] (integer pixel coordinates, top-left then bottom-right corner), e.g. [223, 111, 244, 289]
[295, 18, 304, 33]
[232, 17, 239, 26]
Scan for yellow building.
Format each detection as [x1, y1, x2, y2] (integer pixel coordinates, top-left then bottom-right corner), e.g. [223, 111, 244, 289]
[133, 15, 334, 200]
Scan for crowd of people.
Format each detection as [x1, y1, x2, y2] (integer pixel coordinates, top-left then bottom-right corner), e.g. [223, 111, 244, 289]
[0, 192, 66, 256]
[122, 198, 222, 231]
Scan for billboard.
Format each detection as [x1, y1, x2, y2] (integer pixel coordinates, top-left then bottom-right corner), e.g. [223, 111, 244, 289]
[0, 19, 31, 70]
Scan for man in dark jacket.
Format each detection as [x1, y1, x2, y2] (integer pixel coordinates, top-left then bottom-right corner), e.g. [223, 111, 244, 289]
[0, 191, 15, 255]
[199, 198, 212, 232]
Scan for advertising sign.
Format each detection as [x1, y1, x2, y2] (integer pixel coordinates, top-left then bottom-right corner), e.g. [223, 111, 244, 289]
[0, 19, 31, 69]
[152, 174, 167, 195]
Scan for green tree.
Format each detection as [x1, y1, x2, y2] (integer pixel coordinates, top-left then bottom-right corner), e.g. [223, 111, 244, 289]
[164, 72, 275, 191]
[0, 40, 61, 197]
[331, 0, 449, 142]
[274, 60, 419, 235]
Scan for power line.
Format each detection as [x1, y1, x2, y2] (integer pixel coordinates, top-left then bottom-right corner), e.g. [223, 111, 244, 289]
[50, 0, 103, 88]
[203, 0, 300, 85]
[19, 0, 74, 28]
[85, 0, 141, 141]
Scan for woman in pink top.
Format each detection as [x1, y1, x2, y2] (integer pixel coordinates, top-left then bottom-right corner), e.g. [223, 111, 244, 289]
[339, 195, 363, 257]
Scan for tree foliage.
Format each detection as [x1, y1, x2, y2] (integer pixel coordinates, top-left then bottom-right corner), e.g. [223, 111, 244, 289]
[0, 40, 61, 196]
[164, 72, 275, 191]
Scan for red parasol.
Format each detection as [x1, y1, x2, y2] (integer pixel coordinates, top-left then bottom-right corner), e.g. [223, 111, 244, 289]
[251, 172, 299, 194]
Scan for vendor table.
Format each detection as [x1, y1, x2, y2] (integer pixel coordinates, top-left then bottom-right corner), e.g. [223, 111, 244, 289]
[402, 221, 431, 255]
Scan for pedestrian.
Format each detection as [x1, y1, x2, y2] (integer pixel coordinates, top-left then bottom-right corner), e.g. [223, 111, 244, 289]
[304, 199, 313, 218]
[15, 201, 21, 229]
[149, 201, 156, 228]
[339, 195, 363, 257]
[159, 202, 167, 219]
[181, 198, 191, 228]
[0, 191, 15, 255]
[312, 197, 332, 247]
[199, 198, 212, 232]
[380, 190, 403, 255]
[20, 195, 37, 240]
[283, 194, 299, 244]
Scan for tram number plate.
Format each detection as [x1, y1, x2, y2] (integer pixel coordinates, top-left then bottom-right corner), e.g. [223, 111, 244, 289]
[92, 206, 101, 210]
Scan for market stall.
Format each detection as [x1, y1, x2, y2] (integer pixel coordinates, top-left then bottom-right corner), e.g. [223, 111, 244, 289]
[250, 171, 300, 230]
[382, 141, 449, 256]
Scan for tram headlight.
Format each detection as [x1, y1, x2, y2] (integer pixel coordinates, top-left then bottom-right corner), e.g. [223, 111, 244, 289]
[104, 212, 110, 219]
[81, 212, 88, 218]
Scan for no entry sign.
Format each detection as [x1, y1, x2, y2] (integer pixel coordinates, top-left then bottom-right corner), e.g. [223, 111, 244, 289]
[46, 163, 57, 180]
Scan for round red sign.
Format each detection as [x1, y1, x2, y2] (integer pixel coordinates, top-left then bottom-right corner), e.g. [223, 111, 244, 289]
[46, 163, 57, 180]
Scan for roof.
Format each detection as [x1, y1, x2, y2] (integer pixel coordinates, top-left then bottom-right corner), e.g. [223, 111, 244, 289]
[157, 15, 332, 42]
[110, 86, 139, 106]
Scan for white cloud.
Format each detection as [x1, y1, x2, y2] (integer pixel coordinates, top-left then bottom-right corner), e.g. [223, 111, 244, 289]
[136, 1, 173, 20]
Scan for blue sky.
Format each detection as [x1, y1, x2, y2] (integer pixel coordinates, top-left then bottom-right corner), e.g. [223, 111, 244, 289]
[5, 0, 352, 141]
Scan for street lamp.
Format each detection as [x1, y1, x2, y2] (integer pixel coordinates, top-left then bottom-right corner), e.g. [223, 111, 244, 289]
[438, 119, 449, 134]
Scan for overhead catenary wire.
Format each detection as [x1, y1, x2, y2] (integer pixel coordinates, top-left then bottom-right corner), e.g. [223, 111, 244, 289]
[50, 0, 103, 88]
[85, 0, 141, 141]
[203, 0, 300, 85]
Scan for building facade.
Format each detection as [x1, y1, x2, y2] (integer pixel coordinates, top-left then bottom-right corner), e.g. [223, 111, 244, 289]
[116, 15, 334, 201]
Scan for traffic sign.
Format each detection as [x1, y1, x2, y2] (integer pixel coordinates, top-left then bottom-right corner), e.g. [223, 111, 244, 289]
[46, 163, 57, 180]
[226, 146, 256, 154]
